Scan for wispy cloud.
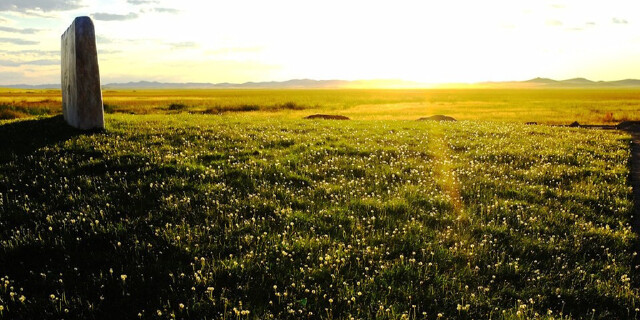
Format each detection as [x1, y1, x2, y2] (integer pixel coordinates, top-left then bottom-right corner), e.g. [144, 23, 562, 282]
[0, 49, 58, 56]
[0, 26, 42, 34]
[169, 41, 199, 49]
[0, 0, 82, 13]
[98, 49, 122, 55]
[0, 71, 23, 81]
[127, 0, 159, 5]
[207, 47, 264, 55]
[25, 59, 58, 66]
[92, 12, 139, 21]
[613, 18, 628, 24]
[96, 35, 114, 44]
[127, 0, 179, 15]
[0, 37, 38, 45]
[151, 7, 180, 14]
[0, 59, 58, 67]
[0, 60, 22, 67]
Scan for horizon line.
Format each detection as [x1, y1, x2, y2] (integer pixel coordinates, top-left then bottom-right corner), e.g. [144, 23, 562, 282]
[2, 77, 640, 89]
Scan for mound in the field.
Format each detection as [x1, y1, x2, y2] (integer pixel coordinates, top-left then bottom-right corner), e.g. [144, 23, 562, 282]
[618, 121, 640, 131]
[569, 121, 581, 127]
[304, 114, 350, 120]
[417, 115, 457, 122]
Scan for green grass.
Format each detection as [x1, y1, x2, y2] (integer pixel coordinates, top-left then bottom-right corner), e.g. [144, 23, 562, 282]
[0, 114, 637, 319]
[0, 103, 57, 119]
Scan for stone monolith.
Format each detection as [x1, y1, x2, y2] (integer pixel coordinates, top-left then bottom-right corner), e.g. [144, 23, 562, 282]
[61, 16, 104, 130]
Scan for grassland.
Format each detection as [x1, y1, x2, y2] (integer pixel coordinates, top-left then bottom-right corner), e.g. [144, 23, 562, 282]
[1, 87, 640, 319]
[2, 88, 640, 123]
[0, 111, 638, 319]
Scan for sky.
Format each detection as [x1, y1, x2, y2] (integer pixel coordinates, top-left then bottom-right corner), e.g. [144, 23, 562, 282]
[0, 0, 639, 85]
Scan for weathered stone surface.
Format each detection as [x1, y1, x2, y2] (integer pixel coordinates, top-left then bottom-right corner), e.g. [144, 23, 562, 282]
[61, 16, 104, 130]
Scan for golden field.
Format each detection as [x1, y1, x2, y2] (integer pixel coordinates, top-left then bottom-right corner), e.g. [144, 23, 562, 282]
[1, 87, 639, 124]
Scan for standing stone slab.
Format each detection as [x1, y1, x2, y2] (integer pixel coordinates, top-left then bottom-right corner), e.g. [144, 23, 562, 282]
[61, 16, 104, 130]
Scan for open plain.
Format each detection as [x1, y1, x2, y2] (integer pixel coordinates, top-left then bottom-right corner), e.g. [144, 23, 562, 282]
[1, 88, 639, 319]
[2, 88, 640, 123]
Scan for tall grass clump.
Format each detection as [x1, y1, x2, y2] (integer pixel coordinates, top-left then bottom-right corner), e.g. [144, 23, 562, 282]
[0, 103, 55, 119]
[168, 103, 189, 111]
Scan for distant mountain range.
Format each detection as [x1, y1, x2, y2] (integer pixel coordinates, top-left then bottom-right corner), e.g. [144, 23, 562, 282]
[100, 79, 426, 89]
[1, 83, 61, 89]
[3, 78, 640, 89]
[476, 77, 640, 88]
[0, 79, 423, 90]
[105, 79, 354, 89]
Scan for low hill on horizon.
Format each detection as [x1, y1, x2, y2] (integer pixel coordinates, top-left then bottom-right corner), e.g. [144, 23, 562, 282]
[2, 78, 640, 89]
[100, 79, 427, 89]
[477, 77, 640, 88]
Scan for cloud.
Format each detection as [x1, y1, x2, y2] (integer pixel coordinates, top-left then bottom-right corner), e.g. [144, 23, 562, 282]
[127, 0, 179, 15]
[26, 59, 58, 65]
[0, 71, 23, 81]
[0, 60, 21, 67]
[95, 35, 162, 48]
[92, 12, 139, 21]
[151, 7, 180, 14]
[0, 37, 38, 45]
[0, 59, 58, 67]
[613, 18, 628, 24]
[207, 46, 264, 55]
[0, 26, 42, 34]
[127, 0, 159, 4]
[98, 49, 122, 55]
[96, 35, 114, 44]
[0, 0, 82, 12]
[169, 41, 199, 49]
[0, 49, 58, 56]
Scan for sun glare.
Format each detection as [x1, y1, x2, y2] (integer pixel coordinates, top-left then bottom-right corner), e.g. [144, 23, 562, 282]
[0, 0, 639, 84]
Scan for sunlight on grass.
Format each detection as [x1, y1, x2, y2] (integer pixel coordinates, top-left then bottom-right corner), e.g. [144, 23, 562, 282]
[0, 113, 636, 319]
[1, 88, 640, 123]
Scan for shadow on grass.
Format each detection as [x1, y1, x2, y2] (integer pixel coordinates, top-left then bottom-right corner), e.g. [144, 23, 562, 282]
[0, 115, 88, 162]
[628, 130, 640, 239]
[0, 116, 203, 319]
